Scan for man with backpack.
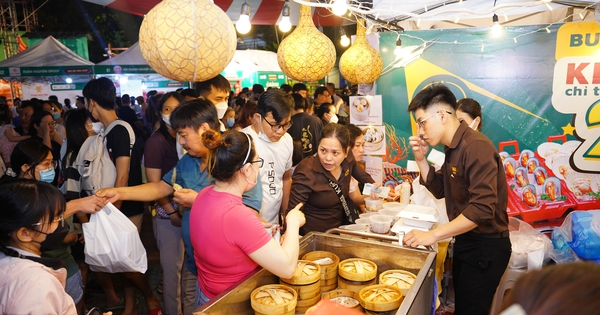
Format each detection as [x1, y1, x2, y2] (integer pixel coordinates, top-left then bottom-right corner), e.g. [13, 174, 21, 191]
[82, 77, 163, 315]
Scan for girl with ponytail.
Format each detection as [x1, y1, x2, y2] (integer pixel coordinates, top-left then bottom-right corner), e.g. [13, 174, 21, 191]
[189, 129, 306, 307]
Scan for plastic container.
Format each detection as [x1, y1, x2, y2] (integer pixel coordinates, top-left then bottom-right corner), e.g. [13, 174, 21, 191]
[398, 204, 439, 229]
[341, 224, 369, 232]
[369, 215, 393, 234]
[382, 201, 404, 211]
[359, 212, 378, 219]
[378, 209, 400, 225]
[364, 198, 383, 212]
[354, 218, 371, 227]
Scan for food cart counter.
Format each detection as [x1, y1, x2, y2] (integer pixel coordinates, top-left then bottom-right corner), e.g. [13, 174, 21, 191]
[194, 231, 436, 315]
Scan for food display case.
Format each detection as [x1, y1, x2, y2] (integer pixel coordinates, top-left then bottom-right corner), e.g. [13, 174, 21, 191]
[194, 231, 436, 315]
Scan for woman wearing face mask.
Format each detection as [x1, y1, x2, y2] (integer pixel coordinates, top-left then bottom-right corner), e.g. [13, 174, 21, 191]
[9, 139, 107, 313]
[43, 100, 67, 143]
[144, 91, 185, 315]
[316, 102, 339, 124]
[456, 98, 483, 131]
[222, 107, 236, 131]
[189, 129, 305, 307]
[0, 179, 76, 314]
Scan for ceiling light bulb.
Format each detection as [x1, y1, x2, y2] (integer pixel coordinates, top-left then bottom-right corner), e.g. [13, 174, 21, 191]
[491, 14, 501, 37]
[65, 77, 73, 84]
[332, 0, 347, 16]
[237, 14, 251, 34]
[279, 16, 291, 32]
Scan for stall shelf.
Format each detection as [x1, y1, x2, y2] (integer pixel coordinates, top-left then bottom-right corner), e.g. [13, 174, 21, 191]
[194, 231, 436, 315]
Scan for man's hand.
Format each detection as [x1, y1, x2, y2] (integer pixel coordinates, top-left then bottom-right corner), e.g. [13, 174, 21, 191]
[408, 135, 429, 162]
[173, 188, 198, 208]
[403, 229, 437, 247]
[95, 188, 120, 204]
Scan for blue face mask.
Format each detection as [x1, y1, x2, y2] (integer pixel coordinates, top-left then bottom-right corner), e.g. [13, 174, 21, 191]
[226, 117, 235, 128]
[38, 167, 55, 183]
[52, 112, 61, 121]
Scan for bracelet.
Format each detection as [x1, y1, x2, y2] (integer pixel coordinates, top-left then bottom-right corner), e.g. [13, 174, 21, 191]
[166, 210, 179, 216]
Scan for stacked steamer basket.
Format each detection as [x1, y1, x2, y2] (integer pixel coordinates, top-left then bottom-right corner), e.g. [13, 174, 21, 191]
[379, 269, 417, 296]
[251, 284, 297, 315]
[279, 260, 322, 313]
[322, 289, 363, 312]
[302, 251, 340, 292]
[359, 284, 403, 314]
[338, 258, 378, 293]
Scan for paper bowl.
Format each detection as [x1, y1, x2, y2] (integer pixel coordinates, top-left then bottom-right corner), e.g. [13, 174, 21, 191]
[351, 97, 370, 121]
[369, 215, 393, 234]
[549, 154, 572, 180]
[561, 140, 581, 154]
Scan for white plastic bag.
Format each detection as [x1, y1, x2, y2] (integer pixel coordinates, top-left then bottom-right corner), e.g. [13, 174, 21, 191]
[83, 202, 148, 273]
[507, 218, 553, 269]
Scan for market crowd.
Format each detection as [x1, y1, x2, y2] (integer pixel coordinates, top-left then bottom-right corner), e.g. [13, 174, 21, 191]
[1, 77, 598, 315]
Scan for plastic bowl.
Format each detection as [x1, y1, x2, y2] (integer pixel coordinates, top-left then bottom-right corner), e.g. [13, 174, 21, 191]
[359, 212, 378, 219]
[364, 197, 383, 212]
[369, 215, 393, 234]
[355, 218, 371, 226]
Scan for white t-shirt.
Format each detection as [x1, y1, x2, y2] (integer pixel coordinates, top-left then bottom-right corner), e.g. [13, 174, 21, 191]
[242, 125, 293, 224]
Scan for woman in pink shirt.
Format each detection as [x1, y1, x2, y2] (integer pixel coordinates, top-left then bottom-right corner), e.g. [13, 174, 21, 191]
[189, 129, 305, 307]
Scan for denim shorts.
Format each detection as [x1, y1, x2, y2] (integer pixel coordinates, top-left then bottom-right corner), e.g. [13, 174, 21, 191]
[65, 270, 84, 304]
[195, 281, 211, 308]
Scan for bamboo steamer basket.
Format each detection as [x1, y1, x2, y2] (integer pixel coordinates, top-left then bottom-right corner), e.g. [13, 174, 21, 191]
[280, 260, 321, 299]
[251, 284, 297, 315]
[322, 289, 364, 312]
[338, 275, 376, 293]
[280, 260, 322, 312]
[379, 269, 417, 295]
[359, 284, 403, 312]
[302, 250, 340, 292]
[339, 258, 377, 281]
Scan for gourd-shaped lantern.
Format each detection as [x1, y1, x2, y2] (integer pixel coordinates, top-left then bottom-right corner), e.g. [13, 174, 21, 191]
[139, 0, 237, 82]
[277, 4, 336, 82]
[339, 19, 383, 84]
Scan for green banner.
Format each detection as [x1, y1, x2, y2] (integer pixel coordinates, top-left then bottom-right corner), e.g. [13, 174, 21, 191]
[95, 65, 157, 74]
[0, 66, 93, 77]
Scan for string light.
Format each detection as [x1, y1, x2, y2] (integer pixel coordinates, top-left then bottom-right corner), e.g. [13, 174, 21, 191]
[544, 2, 553, 11]
[236, 1, 251, 34]
[454, 16, 460, 24]
[481, 44, 484, 52]
[545, 27, 551, 33]
[579, 12, 584, 20]
[417, 17, 421, 27]
[394, 36, 403, 56]
[514, 38, 518, 43]
[340, 28, 350, 46]
[503, 12, 509, 22]
[279, 2, 292, 32]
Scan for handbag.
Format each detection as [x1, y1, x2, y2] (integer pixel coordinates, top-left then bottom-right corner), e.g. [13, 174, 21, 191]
[83, 202, 148, 273]
[327, 178, 360, 225]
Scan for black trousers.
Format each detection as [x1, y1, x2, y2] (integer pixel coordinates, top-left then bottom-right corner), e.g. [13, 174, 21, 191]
[452, 233, 512, 315]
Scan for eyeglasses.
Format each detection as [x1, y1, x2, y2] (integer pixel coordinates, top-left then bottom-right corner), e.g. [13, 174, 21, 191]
[248, 157, 264, 168]
[262, 116, 293, 132]
[37, 160, 58, 171]
[31, 213, 65, 228]
[48, 121, 57, 126]
[417, 110, 452, 130]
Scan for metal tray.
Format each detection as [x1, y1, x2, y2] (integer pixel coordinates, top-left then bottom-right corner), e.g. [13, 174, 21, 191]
[194, 231, 436, 315]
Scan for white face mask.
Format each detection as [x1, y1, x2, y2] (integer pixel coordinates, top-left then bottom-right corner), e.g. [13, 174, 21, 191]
[91, 122, 104, 134]
[257, 114, 273, 143]
[329, 114, 339, 124]
[162, 113, 171, 127]
[468, 119, 479, 130]
[215, 102, 228, 119]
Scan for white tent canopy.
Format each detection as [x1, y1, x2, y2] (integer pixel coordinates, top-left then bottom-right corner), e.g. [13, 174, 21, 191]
[0, 36, 94, 82]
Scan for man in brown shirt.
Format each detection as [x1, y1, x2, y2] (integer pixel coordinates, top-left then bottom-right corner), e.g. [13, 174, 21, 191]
[404, 84, 511, 315]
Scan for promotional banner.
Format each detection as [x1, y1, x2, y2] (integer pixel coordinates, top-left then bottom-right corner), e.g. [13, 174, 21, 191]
[376, 23, 580, 170]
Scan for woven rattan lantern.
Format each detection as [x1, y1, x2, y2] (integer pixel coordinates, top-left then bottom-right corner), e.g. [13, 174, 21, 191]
[139, 0, 237, 82]
[339, 19, 383, 84]
[277, 4, 336, 82]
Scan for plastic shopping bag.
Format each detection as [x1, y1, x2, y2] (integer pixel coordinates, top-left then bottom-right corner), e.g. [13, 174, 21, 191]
[507, 217, 553, 269]
[83, 202, 148, 273]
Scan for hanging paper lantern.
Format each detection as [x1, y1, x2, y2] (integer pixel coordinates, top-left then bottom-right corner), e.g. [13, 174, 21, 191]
[139, 0, 237, 82]
[277, 4, 336, 82]
[339, 19, 383, 84]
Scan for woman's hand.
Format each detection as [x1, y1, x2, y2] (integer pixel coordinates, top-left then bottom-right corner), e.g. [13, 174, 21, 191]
[173, 188, 198, 208]
[285, 203, 306, 227]
[169, 212, 182, 227]
[408, 135, 429, 162]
